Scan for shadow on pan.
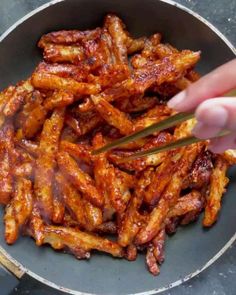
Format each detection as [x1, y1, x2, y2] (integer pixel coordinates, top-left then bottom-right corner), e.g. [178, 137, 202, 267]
[0, 0, 235, 294]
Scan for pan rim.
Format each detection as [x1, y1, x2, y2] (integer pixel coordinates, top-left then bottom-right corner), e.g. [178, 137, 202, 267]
[0, 0, 235, 294]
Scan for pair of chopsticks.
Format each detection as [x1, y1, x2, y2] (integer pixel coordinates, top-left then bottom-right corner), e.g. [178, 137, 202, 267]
[92, 90, 236, 161]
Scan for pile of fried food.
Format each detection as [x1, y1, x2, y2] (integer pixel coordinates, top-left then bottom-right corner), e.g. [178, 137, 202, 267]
[0, 14, 235, 275]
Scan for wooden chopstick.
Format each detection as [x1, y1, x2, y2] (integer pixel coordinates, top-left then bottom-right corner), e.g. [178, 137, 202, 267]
[118, 130, 230, 162]
[92, 112, 195, 155]
[92, 89, 236, 158]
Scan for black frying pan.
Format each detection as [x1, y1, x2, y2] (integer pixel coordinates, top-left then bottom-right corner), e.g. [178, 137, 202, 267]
[0, 0, 235, 294]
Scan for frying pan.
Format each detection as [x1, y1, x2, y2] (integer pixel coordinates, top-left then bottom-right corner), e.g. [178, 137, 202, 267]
[0, 0, 235, 294]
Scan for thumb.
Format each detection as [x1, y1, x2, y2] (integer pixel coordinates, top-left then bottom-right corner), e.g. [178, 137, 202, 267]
[192, 97, 236, 139]
[167, 59, 236, 112]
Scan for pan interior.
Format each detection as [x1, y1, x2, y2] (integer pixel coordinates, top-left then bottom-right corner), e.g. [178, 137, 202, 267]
[0, 0, 235, 294]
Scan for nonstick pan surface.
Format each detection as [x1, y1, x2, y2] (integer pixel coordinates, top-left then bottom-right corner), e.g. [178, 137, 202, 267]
[0, 0, 235, 294]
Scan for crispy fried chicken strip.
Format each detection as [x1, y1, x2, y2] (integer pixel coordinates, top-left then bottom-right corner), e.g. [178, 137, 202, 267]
[42, 44, 85, 64]
[118, 168, 154, 247]
[203, 157, 229, 227]
[34, 108, 65, 219]
[3, 80, 33, 117]
[42, 225, 124, 258]
[168, 190, 202, 218]
[57, 151, 104, 208]
[55, 172, 102, 230]
[104, 14, 128, 64]
[0, 122, 15, 204]
[136, 143, 203, 244]
[91, 97, 133, 135]
[38, 28, 102, 47]
[65, 111, 103, 137]
[222, 149, 236, 165]
[89, 51, 200, 112]
[109, 132, 173, 172]
[4, 178, 33, 244]
[32, 72, 100, 96]
[44, 90, 74, 110]
[36, 62, 90, 82]
[60, 141, 92, 164]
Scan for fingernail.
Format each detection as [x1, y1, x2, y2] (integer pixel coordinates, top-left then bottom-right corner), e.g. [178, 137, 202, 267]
[192, 122, 204, 136]
[208, 144, 221, 153]
[167, 91, 186, 109]
[208, 142, 224, 154]
[192, 122, 207, 138]
[196, 105, 228, 128]
[192, 122, 222, 139]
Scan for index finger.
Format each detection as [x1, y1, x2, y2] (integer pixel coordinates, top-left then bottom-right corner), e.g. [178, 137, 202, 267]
[168, 58, 236, 112]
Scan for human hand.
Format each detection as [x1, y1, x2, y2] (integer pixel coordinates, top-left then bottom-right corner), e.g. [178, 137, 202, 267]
[168, 59, 236, 153]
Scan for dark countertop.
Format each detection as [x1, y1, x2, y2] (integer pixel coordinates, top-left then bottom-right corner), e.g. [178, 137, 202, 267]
[0, 1, 235, 295]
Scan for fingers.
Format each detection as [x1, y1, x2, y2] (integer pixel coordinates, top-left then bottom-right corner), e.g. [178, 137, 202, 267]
[209, 133, 236, 153]
[192, 97, 236, 139]
[192, 122, 222, 139]
[190, 97, 236, 153]
[168, 59, 236, 111]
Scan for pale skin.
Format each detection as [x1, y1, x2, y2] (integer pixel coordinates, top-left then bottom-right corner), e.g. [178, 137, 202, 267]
[168, 59, 236, 153]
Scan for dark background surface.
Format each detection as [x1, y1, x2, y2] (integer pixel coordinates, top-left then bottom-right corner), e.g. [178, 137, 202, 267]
[0, 0, 236, 294]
